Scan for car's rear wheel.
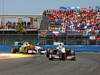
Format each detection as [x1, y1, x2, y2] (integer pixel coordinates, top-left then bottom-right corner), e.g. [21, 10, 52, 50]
[11, 48, 18, 53]
[70, 57, 76, 61]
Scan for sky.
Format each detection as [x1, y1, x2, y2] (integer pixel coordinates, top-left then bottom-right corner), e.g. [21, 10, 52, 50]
[0, 0, 100, 15]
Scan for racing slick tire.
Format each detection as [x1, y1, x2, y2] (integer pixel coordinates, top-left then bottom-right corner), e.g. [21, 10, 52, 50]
[70, 56, 76, 61]
[11, 48, 18, 53]
[46, 52, 50, 58]
[48, 54, 53, 60]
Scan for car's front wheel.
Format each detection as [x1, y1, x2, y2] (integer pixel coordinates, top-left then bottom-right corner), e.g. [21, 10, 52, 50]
[49, 54, 53, 60]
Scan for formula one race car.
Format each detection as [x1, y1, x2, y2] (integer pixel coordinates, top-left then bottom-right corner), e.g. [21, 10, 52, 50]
[11, 41, 37, 54]
[46, 48, 75, 61]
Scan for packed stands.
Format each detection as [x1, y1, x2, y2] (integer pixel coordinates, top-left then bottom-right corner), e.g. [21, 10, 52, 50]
[42, 7, 100, 33]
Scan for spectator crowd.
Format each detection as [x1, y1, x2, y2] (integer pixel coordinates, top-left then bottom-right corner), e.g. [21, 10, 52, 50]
[43, 7, 100, 33]
[0, 7, 100, 33]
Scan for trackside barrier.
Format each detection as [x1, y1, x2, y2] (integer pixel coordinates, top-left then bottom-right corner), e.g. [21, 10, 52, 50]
[0, 45, 13, 52]
[43, 45, 100, 52]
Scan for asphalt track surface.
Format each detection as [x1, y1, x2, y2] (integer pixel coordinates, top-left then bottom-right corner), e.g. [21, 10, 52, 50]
[0, 53, 100, 75]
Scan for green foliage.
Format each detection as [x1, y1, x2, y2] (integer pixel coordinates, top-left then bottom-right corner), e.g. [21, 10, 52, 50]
[16, 19, 25, 33]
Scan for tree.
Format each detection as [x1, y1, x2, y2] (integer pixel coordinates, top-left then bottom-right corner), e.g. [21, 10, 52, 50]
[16, 18, 26, 41]
[16, 18, 25, 33]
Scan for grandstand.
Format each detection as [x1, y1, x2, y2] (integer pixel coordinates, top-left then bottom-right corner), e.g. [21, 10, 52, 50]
[39, 7, 100, 52]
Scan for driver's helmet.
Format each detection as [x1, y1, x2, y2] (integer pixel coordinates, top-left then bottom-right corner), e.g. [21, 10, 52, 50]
[23, 42, 30, 46]
[59, 43, 64, 47]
